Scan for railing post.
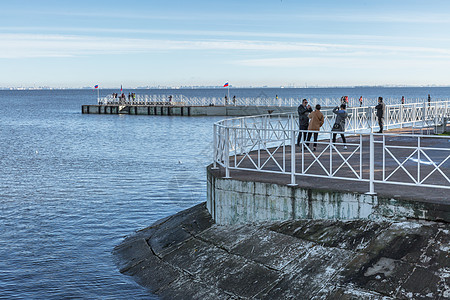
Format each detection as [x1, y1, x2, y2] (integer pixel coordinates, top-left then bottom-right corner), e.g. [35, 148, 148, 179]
[446, 101, 448, 118]
[288, 115, 297, 186]
[423, 101, 427, 127]
[417, 136, 421, 184]
[400, 103, 404, 128]
[263, 115, 268, 150]
[370, 107, 374, 132]
[386, 104, 390, 131]
[366, 131, 376, 195]
[212, 124, 218, 169]
[224, 127, 231, 178]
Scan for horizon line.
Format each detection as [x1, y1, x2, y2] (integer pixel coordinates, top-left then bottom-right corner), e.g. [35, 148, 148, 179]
[2, 84, 450, 90]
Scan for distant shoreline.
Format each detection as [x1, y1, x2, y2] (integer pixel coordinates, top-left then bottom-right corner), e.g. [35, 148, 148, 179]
[2, 85, 450, 91]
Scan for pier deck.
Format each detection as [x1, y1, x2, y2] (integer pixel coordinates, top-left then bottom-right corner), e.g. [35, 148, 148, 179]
[81, 104, 296, 116]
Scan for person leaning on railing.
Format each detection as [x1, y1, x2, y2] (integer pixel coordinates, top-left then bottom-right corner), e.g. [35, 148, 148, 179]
[331, 104, 348, 150]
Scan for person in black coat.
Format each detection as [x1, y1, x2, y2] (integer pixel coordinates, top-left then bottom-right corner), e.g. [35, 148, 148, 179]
[297, 98, 312, 146]
[375, 97, 386, 133]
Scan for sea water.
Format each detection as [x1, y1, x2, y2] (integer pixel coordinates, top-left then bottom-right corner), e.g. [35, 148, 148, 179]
[0, 87, 448, 299]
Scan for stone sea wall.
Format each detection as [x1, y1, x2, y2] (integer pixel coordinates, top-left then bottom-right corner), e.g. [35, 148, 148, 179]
[113, 203, 450, 299]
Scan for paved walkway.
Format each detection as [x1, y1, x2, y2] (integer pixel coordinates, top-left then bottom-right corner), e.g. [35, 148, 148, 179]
[213, 128, 450, 206]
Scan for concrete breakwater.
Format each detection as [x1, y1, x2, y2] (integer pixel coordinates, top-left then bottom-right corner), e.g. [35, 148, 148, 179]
[113, 202, 449, 299]
[81, 105, 296, 116]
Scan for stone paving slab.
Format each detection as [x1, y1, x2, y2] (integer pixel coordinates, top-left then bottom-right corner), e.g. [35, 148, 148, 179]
[259, 246, 354, 299]
[197, 224, 261, 251]
[229, 228, 313, 270]
[268, 219, 391, 251]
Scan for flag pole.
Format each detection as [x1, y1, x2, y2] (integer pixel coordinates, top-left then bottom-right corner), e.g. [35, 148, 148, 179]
[228, 81, 230, 104]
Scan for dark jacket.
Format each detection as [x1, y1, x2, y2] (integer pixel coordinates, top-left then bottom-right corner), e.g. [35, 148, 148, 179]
[298, 104, 312, 128]
[375, 102, 386, 119]
[332, 107, 348, 132]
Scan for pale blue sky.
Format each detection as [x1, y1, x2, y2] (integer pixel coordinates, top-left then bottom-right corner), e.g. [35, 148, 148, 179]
[2, 0, 450, 88]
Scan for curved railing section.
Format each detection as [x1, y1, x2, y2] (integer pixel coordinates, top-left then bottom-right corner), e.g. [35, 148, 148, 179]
[213, 100, 450, 192]
[97, 94, 450, 108]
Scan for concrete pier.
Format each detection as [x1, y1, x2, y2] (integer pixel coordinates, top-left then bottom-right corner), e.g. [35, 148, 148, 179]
[113, 126, 449, 299]
[81, 105, 297, 116]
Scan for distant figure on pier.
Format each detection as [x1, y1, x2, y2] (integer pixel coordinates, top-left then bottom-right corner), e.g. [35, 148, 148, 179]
[128, 93, 131, 100]
[297, 98, 312, 147]
[232, 95, 236, 106]
[375, 97, 386, 133]
[341, 96, 349, 106]
[168, 95, 172, 104]
[359, 96, 363, 107]
[332, 104, 348, 149]
[428, 94, 431, 106]
[224, 95, 228, 105]
[306, 104, 324, 151]
[132, 93, 136, 101]
[401, 96, 405, 105]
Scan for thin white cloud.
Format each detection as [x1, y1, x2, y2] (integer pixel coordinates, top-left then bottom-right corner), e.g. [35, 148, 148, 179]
[237, 56, 450, 69]
[1, 33, 450, 60]
[3, 26, 450, 44]
[9, 8, 450, 25]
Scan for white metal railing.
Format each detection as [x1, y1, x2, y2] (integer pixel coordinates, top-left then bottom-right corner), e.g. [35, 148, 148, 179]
[97, 94, 450, 108]
[213, 100, 450, 192]
[375, 133, 450, 188]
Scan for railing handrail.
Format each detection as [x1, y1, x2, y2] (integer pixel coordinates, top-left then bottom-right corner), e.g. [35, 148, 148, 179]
[97, 94, 450, 108]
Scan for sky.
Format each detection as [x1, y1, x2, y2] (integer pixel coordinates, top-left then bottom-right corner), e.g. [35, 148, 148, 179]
[2, 0, 450, 88]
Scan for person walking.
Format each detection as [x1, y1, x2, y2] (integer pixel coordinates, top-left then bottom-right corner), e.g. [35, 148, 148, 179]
[297, 98, 312, 146]
[359, 96, 363, 107]
[401, 96, 405, 105]
[332, 104, 348, 149]
[306, 104, 324, 151]
[375, 96, 386, 133]
[428, 94, 431, 106]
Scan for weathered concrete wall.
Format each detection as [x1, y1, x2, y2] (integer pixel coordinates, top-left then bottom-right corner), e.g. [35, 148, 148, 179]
[207, 169, 447, 224]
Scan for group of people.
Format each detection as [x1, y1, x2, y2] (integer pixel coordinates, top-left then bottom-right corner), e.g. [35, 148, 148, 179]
[342, 95, 418, 107]
[296, 96, 387, 151]
[224, 95, 237, 105]
[128, 93, 136, 101]
[112, 92, 135, 100]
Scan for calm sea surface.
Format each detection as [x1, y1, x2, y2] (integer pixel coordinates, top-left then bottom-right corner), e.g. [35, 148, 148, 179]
[1, 87, 449, 299]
